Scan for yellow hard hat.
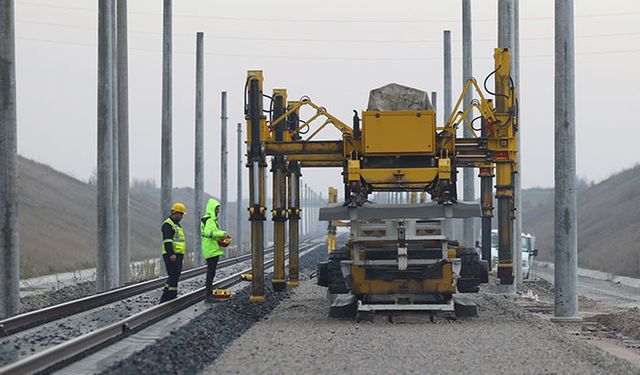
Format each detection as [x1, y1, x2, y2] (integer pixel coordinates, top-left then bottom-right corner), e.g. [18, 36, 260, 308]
[171, 202, 187, 214]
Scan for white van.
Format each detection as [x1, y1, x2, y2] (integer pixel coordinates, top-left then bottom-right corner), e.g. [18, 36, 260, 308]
[489, 229, 538, 279]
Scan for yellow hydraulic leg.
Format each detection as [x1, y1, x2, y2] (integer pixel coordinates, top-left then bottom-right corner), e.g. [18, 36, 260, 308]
[246, 71, 266, 302]
[327, 187, 338, 252]
[271, 89, 288, 292]
[287, 106, 302, 287]
[491, 48, 517, 286]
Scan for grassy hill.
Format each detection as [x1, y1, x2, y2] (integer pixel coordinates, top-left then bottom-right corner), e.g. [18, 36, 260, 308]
[523, 167, 640, 278]
[18, 156, 250, 278]
[21, 154, 640, 279]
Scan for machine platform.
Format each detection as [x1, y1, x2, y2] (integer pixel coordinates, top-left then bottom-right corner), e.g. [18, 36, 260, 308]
[319, 201, 481, 221]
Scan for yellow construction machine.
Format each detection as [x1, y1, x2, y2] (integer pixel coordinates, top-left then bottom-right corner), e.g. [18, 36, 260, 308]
[244, 48, 518, 317]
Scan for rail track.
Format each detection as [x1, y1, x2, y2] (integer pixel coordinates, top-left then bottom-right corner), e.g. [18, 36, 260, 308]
[0, 246, 281, 337]
[0, 240, 321, 375]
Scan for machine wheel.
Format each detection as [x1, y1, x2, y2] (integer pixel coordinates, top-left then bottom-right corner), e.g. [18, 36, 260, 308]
[457, 279, 480, 293]
[457, 248, 482, 293]
[327, 248, 350, 294]
[328, 292, 357, 318]
[479, 260, 489, 284]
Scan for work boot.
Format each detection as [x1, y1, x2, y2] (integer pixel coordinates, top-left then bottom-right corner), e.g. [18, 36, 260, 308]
[159, 290, 170, 304]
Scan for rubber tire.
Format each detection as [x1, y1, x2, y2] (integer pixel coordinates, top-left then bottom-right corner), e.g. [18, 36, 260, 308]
[328, 293, 357, 318]
[327, 249, 349, 294]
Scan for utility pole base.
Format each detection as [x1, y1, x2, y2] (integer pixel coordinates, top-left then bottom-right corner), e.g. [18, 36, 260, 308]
[249, 295, 265, 303]
[287, 280, 300, 287]
[550, 316, 583, 324]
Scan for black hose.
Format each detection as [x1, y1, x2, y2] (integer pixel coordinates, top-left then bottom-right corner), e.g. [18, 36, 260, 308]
[483, 65, 509, 100]
[471, 115, 483, 131]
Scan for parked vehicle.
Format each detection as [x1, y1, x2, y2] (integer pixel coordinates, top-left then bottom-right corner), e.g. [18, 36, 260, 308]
[489, 230, 538, 279]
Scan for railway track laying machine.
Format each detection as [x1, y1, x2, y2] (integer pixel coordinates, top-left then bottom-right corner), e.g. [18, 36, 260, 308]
[244, 48, 518, 317]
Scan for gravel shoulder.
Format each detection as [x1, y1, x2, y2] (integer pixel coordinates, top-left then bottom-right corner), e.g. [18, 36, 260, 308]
[531, 263, 640, 311]
[19, 281, 97, 314]
[208, 279, 639, 375]
[518, 266, 640, 365]
[99, 243, 328, 375]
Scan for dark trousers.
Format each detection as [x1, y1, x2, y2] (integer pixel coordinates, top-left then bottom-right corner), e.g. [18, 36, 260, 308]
[160, 253, 183, 303]
[205, 256, 220, 293]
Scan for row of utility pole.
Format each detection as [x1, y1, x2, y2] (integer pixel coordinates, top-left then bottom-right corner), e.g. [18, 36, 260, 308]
[458, 0, 522, 288]
[301, 185, 324, 236]
[97, 0, 130, 291]
[458, 0, 579, 321]
[159, 0, 325, 263]
[0, 0, 579, 322]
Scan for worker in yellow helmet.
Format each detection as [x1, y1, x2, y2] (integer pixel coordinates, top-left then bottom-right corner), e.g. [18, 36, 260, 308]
[159, 202, 187, 303]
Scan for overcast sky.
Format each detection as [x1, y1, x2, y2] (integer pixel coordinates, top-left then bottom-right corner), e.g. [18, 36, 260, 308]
[13, 0, 640, 200]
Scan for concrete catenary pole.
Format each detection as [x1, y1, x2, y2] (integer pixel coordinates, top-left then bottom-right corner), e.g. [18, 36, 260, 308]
[161, 0, 172, 219]
[306, 183, 310, 236]
[431, 92, 437, 113]
[309, 189, 313, 234]
[553, 0, 580, 322]
[513, 0, 523, 285]
[304, 183, 309, 236]
[314, 190, 318, 233]
[264, 168, 270, 245]
[117, 0, 130, 285]
[462, 0, 475, 248]
[309, 188, 318, 234]
[300, 181, 304, 236]
[194, 32, 204, 266]
[498, 0, 521, 287]
[0, 0, 20, 318]
[110, 0, 120, 283]
[220, 91, 228, 229]
[443, 30, 452, 123]
[237, 123, 243, 254]
[97, 0, 117, 291]
[443, 30, 454, 240]
[301, 182, 305, 236]
[313, 190, 317, 233]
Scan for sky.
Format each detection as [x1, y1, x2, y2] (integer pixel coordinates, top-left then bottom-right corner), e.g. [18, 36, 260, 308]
[13, 0, 640, 200]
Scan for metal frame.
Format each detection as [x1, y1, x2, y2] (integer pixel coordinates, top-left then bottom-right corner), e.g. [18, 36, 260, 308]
[358, 300, 454, 312]
[245, 48, 519, 301]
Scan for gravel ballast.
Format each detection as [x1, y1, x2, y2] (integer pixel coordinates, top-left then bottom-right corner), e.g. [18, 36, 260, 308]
[208, 279, 638, 374]
[100, 243, 328, 375]
[19, 281, 97, 314]
[0, 261, 254, 366]
[590, 308, 640, 340]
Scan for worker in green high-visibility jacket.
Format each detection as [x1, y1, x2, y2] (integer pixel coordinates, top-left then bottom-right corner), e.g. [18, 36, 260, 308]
[159, 202, 187, 303]
[200, 198, 231, 303]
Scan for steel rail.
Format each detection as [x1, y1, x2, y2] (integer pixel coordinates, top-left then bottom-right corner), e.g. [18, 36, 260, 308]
[0, 242, 289, 337]
[0, 241, 321, 375]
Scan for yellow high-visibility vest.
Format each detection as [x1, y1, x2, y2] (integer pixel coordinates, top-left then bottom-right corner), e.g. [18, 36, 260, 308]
[162, 217, 186, 254]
